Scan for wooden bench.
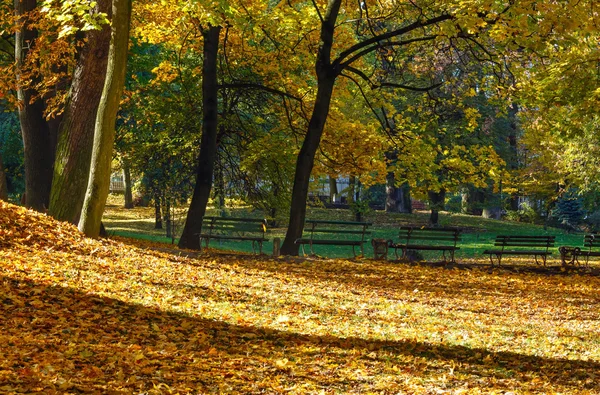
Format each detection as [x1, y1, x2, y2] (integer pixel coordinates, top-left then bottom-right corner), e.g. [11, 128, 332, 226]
[295, 220, 371, 257]
[198, 216, 268, 254]
[389, 226, 461, 263]
[560, 234, 600, 266]
[484, 235, 555, 266]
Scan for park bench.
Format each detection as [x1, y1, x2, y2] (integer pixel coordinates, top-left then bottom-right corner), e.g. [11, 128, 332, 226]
[198, 216, 268, 254]
[295, 219, 372, 257]
[559, 234, 600, 266]
[484, 235, 555, 266]
[389, 226, 462, 263]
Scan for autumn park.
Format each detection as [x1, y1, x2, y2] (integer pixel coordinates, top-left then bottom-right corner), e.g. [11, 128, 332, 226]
[1, 0, 600, 393]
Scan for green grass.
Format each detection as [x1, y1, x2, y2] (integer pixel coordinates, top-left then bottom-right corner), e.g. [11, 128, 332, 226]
[103, 195, 586, 262]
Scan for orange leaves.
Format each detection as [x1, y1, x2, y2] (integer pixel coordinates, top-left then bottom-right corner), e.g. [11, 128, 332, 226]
[2, 202, 600, 393]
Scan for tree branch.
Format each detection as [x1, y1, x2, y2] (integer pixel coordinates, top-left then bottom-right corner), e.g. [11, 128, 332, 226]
[332, 13, 452, 69]
[218, 82, 302, 102]
[339, 35, 438, 70]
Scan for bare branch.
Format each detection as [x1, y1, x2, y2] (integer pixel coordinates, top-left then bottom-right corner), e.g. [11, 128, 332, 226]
[218, 82, 303, 102]
[333, 13, 452, 69]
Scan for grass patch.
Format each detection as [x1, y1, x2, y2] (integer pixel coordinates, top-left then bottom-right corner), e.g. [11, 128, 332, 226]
[103, 195, 587, 263]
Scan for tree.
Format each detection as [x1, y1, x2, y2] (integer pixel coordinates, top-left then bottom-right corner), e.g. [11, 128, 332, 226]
[14, 0, 57, 211]
[178, 25, 221, 250]
[49, 0, 111, 223]
[78, 0, 132, 237]
[279, 0, 491, 254]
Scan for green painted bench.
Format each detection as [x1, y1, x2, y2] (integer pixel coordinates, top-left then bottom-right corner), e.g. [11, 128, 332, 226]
[389, 226, 462, 263]
[295, 219, 371, 257]
[198, 216, 268, 254]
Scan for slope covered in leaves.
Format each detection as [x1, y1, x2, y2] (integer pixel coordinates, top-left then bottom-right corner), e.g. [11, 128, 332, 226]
[1, 201, 600, 394]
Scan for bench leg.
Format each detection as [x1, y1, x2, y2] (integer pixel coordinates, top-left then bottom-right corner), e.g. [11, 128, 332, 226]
[534, 254, 547, 266]
[488, 253, 501, 266]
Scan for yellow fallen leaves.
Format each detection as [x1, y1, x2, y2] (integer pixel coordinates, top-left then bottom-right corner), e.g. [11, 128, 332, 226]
[1, 201, 600, 393]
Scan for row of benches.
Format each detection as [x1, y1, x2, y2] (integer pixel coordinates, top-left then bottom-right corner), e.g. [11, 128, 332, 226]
[196, 216, 598, 265]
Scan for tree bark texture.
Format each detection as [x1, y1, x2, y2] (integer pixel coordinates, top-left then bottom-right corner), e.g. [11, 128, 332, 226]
[280, 0, 341, 256]
[78, 0, 132, 237]
[14, 0, 56, 211]
[49, 0, 111, 223]
[0, 151, 8, 200]
[178, 26, 221, 250]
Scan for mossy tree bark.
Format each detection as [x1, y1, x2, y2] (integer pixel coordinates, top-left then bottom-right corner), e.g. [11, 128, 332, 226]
[178, 25, 221, 250]
[78, 0, 132, 237]
[49, 0, 111, 223]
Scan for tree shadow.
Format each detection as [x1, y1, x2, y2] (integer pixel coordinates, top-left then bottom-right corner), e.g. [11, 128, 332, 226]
[1, 275, 598, 394]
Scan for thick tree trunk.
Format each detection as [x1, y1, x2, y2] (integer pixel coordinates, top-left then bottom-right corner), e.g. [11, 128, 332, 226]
[279, 78, 336, 255]
[78, 0, 132, 237]
[49, 0, 111, 223]
[280, 0, 341, 256]
[178, 26, 221, 250]
[428, 189, 446, 226]
[0, 151, 8, 200]
[123, 159, 133, 209]
[386, 173, 412, 213]
[14, 0, 55, 211]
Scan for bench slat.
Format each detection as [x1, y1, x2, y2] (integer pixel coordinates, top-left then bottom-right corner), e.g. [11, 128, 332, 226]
[307, 229, 371, 235]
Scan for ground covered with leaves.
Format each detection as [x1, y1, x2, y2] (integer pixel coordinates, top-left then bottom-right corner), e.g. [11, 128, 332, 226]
[1, 201, 600, 394]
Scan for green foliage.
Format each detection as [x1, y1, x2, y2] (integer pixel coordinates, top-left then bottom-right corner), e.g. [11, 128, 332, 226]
[504, 202, 540, 224]
[551, 191, 585, 230]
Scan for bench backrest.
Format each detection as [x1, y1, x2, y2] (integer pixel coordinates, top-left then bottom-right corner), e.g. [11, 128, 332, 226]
[304, 220, 371, 241]
[398, 227, 461, 246]
[584, 234, 600, 249]
[202, 217, 267, 238]
[494, 235, 555, 249]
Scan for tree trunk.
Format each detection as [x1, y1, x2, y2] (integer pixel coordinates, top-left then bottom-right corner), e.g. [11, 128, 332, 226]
[0, 151, 8, 200]
[508, 103, 520, 211]
[280, 0, 341, 256]
[178, 26, 221, 250]
[164, 198, 172, 239]
[428, 189, 446, 226]
[154, 194, 163, 229]
[123, 158, 133, 209]
[279, 78, 337, 256]
[328, 176, 337, 203]
[14, 0, 56, 211]
[78, 0, 132, 237]
[386, 173, 412, 213]
[461, 186, 485, 215]
[49, 0, 111, 223]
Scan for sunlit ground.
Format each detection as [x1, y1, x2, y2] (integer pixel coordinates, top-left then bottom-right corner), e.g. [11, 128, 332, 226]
[2, 200, 599, 393]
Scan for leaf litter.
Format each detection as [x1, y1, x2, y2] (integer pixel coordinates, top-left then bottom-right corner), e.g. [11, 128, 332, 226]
[1, 201, 600, 394]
